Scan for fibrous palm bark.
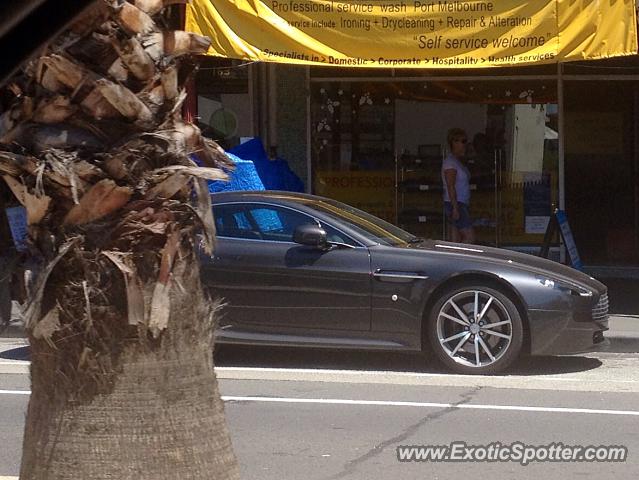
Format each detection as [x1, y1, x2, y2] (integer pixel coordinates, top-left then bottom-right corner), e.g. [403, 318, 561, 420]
[0, 1, 240, 478]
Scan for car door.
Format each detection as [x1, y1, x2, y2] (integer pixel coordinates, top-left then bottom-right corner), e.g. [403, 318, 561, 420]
[202, 202, 372, 332]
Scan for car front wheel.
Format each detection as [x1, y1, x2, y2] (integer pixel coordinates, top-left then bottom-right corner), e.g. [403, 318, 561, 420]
[426, 285, 524, 375]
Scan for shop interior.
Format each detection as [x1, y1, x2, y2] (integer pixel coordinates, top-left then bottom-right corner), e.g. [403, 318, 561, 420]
[311, 80, 560, 256]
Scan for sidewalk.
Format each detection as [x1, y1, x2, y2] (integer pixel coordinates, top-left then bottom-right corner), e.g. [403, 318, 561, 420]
[598, 314, 639, 353]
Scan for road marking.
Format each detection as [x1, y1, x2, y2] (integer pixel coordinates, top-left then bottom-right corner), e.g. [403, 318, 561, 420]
[0, 476, 17, 480]
[216, 365, 635, 382]
[4, 362, 639, 391]
[222, 395, 639, 417]
[2, 389, 639, 417]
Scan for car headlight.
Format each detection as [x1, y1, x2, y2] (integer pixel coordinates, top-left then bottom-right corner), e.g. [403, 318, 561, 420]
[536, 276, 593, 297]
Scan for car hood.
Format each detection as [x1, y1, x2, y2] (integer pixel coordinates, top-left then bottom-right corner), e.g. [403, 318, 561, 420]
[410, 240, 606, 294]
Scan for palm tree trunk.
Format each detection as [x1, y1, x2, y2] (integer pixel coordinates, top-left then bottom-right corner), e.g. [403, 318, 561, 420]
[21, 256, 239, 480]
[0, 1, 241, 478]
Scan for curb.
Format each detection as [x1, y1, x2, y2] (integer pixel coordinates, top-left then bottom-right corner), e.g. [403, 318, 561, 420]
[0, 337, 638, 377]
[600, 334, 639, 353]
[0, 361, 29, 374]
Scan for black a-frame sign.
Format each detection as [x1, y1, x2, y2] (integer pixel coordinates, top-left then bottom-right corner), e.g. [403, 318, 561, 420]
[538, 209, 583, 270]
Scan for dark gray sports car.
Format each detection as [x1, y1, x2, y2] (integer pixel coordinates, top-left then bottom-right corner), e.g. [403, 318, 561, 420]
[203, 191, 609, 374]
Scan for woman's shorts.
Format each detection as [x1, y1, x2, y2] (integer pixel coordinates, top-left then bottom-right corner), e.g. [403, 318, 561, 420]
[444, 202, 473, 230]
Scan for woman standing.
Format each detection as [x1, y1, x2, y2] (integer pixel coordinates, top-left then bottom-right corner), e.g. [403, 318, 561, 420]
[442, 128, 475, 244]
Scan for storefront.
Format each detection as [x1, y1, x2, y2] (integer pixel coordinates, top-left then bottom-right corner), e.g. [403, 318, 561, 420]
[310, 69, 559, 252]
[186, 1, 639, 271]
[192, 58, 639, 269]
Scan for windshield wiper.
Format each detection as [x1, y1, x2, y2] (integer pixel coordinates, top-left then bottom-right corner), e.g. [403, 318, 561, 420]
[408, 236, 425, 244]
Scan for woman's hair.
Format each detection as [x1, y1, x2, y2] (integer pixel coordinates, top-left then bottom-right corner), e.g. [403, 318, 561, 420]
[447, 128, 467, 149]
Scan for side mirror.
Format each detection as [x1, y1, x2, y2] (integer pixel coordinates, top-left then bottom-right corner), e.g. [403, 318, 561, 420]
[293, 224, 328, 249]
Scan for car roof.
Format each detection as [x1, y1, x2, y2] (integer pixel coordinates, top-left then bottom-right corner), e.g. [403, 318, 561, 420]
[211, 190, 327, 206]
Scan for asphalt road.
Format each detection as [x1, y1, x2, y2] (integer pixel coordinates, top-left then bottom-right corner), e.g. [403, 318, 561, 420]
[1, 320, 639, 480]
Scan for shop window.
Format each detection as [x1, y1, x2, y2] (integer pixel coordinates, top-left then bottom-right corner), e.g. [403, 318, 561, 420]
[310, 79, 559, 250]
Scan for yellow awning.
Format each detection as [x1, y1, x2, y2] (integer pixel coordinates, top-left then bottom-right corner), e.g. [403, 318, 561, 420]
[186, 0, 638, 68]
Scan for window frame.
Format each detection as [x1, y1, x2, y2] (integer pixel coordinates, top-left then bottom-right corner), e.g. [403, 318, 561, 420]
[212, 201, 365, 248]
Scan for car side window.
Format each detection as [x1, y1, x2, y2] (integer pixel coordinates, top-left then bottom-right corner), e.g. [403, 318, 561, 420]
[213, 204, 261, 240]
[213, 203, 315, 242]
[321, 223, 359, 247]
[249, 206, 315, 242]
[213, 203, 360, 246]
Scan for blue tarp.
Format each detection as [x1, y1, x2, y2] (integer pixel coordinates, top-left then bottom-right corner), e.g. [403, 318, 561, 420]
[205, 148, 282, 231]
[207, 152, 265, 193]
[228, 138, 304, 192]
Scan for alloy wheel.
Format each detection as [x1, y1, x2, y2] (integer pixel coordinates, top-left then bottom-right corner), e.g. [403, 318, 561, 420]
[436, 290, 513, 369]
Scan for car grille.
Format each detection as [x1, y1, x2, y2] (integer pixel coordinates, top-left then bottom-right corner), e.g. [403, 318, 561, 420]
[592, 293, 609, 321]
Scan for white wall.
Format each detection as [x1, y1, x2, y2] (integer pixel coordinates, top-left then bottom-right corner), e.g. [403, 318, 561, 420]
[198, 94, 253, 139]
[510, 104, 546, 173]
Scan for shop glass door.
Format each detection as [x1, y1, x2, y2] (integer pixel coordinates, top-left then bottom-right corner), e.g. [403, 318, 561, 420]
[310, 79, 559, 254]
[311, 82, 396, 224]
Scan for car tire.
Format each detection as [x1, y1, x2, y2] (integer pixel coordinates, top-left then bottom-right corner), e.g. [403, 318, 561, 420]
[426, 284, 524, 375]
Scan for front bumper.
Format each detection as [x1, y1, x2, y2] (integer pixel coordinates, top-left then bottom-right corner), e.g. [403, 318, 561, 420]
[528, 309, 609, 356]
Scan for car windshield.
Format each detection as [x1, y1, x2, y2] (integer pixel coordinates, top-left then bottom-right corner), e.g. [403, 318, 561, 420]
[301, 197, 419, 246]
